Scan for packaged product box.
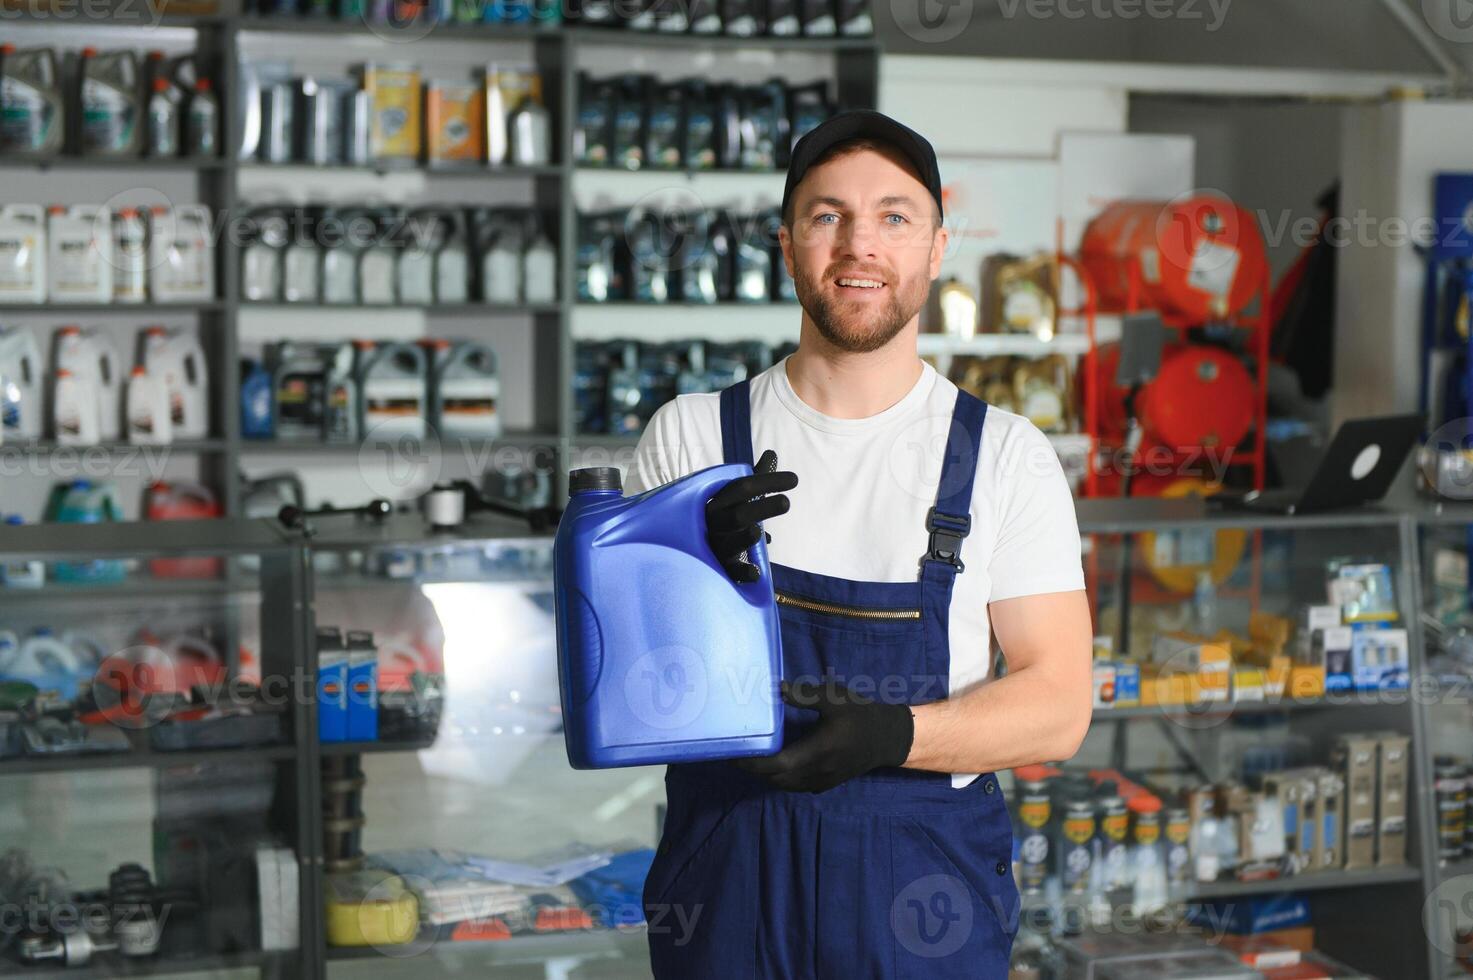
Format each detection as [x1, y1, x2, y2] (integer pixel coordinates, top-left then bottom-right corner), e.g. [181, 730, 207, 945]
[364, 64, 422, 160]
[1233, 667, 1266, 702]
[1316, 626, 1354, 693]
[426, 82, 485, 162]
[1331, 734, 1378, 869]
[1349, 625, 1409, 691]
[1377, 733, 1409, 866]
[1315, 770, 1344, 871]
[1289, 664, 1325, 699]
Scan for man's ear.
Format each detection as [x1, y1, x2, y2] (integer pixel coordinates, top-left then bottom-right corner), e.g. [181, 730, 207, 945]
[929, 221, 949, 280]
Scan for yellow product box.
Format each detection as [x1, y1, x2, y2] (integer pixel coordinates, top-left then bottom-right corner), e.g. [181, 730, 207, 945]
[1232, 667, 1266, 702]
[1289, 664, 1326, 699]
[325, 870, 419, 947]
[1195, 642, 1232, 702]
[364, 64, 422, 160]
[426, 82, 484, 162]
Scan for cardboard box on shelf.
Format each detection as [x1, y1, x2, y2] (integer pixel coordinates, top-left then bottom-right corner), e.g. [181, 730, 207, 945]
[1332, 734, 1379, 870]
[1093, 661, 1117, 708]
[1315, 771, 1345, 871]
[1349, 626, 1409, 691]
[1289, 665, 1326, 699]
[1377, 733, 1410, 867]
[1114, 662, 1141, 706]
[1233, 667, 1266, 702]
[1318, 626, 1355, 693]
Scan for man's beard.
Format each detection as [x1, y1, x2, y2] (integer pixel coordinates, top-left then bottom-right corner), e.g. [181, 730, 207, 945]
[794, 263, 929, 354]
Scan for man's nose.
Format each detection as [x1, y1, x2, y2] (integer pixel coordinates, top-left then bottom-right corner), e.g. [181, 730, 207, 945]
[839, 215, 881, 258]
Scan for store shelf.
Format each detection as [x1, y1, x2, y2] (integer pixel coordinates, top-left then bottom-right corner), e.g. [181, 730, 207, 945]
[0, 154, 225, 171]
[235, 15, 557, 37]
[0, 302, 224, 314]
[239, 302, 560, 315]
[325, 925, 648, 964]
[917, 333, 1093, 358]
[1179, 865, 1423, 900]
[0, 742, 297, 777]
[3, 950, 270, 979]
[319, 737, 437, 755]
[1437, 856, 1473, 880]
[1092, 696, 1388, 720]
[0, 439, 229, 455]
[239, 429, 558, 454]
[574, 163, 786, 177]
[239, 161, 562, 178]
[566, 25, 878, 51]
[0, 576, 239, 601]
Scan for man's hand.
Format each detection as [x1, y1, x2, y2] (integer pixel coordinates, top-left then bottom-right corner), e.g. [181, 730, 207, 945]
[736, 679, 915, 793]
[705, 449, 798, 583]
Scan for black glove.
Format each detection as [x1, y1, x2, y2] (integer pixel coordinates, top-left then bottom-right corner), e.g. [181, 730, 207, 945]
[705, 449, 797, 583]
[736, 679, 915, 793]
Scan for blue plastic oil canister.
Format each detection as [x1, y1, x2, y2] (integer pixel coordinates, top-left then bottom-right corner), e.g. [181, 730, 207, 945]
[554, 464, 783, 769]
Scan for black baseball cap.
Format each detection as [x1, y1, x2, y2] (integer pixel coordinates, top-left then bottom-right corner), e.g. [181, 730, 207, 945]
[782, 109, 944, 224]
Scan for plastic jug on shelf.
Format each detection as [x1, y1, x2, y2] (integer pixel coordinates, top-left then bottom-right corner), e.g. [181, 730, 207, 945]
[53, 326, 121, 441]
[0, 326, 43, 441]
[0, 629, 89, 702]
[145, 481, 222, 578]
[554, 464, 784, 769]
[140, 326, 209, 440]
[45, 479, 125, 583]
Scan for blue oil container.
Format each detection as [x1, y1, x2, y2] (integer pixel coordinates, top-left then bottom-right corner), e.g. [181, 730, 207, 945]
[555, 464, 783, 769]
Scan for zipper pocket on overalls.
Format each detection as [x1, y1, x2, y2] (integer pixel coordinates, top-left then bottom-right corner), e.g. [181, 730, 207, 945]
[774, 591, 921, 620]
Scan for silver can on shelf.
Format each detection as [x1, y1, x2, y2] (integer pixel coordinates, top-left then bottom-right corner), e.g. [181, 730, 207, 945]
[261, 81, 295, 163]
[344, 89, 371, 166]
[300, 77, 342, 166]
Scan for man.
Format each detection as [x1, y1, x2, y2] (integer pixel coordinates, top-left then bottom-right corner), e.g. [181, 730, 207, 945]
[625, 110, 1092, 978]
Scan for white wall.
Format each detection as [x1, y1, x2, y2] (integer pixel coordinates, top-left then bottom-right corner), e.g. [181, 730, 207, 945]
[1334, 100, 1473, 426]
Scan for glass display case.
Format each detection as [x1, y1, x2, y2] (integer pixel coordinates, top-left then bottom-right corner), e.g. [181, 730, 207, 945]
[0, 518, 312, 979]
[1017, 499, 1435, 980]
[293, 511, 656, 980]
[1, 500, 1453, 980]
[1416, 501, 1473, 980]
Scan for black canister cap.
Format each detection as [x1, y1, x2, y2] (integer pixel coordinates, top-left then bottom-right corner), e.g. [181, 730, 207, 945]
[569, 467, 623, 494]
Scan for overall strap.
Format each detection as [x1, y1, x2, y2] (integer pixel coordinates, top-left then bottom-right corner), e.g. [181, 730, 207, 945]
[924, 389, 988, 574]
[718, 379, 755, 468]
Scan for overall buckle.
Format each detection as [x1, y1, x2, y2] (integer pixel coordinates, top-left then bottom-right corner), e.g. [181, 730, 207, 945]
[925, 507, 971, 572]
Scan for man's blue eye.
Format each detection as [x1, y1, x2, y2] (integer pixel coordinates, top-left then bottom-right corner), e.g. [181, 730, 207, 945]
[815, 214, 838, 225]
[886, 214, 907, 224]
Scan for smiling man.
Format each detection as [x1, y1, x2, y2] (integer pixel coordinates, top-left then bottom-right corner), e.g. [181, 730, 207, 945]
[627, 110, 1093, 978]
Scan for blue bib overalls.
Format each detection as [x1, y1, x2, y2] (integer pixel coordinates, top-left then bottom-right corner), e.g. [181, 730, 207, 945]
[643, 378, 1020, 978]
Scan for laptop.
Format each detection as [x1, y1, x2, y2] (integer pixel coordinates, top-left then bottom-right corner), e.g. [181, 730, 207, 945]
[1211, 414, 1423, 515]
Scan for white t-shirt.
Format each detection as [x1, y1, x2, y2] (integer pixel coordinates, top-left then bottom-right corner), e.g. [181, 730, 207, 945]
[623, 356, 1086, 786]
